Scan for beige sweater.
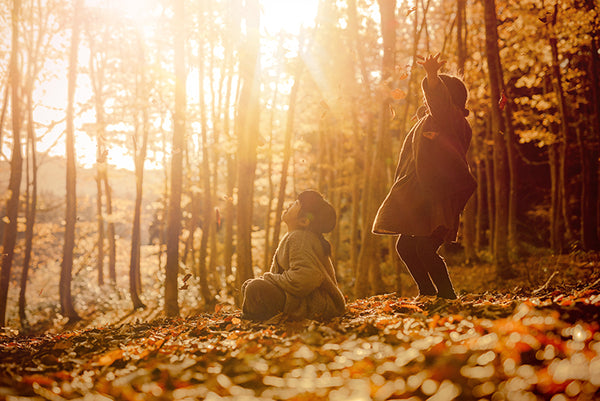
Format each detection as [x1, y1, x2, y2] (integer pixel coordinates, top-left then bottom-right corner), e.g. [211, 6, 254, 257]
[263, 230, 346, 320]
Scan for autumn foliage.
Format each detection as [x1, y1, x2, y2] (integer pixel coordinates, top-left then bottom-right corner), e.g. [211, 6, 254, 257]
[1, 283, 599, 400]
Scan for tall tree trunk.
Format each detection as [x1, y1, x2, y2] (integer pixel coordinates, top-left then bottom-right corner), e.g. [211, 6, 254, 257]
[86, 25, 113, 282]
[347, 0, 370, 275]
[349, 116, 361, 273]
[549, 143, 562, 252]
[271, 58, 303, 260]
[60, 0, 83, 322]
[355, 0, 395, 298]
[0, 0, 23, 327]
[88, 35, 106, 287]
[503, 102, 519, 257]
[95, 165, 105, 286]
[198, 20, 213, 305]
[0, 81, 9, 150]
[235, 0, 260, 293]
[483, 0, 512, 276]
[456, 0, 477, 263]
[401, 0, 432, 130]
[263, 38, 285, 272]
[548, 8, 573, 247]
[19, 0, 45, 326]
[165, 0, 186, 317]
[103, 174, 116, 282]
[129, 32, 149, 309]
[484, 122, 495, 253]
[222, 0, 241, 280]
[158, 128, 169, 268]
[580, 0, 600, 250]
[20, 84, 38, 326]
[224, 156, 236, 277]
[475, 155, 486, 251]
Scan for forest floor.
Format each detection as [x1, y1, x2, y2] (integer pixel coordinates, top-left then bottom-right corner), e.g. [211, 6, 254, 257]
[0, 248, 599, 400]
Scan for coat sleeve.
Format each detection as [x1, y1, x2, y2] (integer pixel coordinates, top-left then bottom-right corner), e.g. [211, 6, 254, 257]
[263, 233, 325, 297]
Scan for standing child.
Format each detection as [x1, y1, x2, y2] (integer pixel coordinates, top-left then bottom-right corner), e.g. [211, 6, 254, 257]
[372, 53, 476, 299]
[241, 190, 346, 321]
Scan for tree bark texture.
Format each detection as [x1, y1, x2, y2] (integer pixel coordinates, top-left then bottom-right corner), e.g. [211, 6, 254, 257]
[355, 0, 395, 298]
[580, 0, 600, 250]
[60, 0, 83, 322]
[198, 21, 213, 305]
[271, 58, 303, 262]
[0, 0, 23, 327]
[235, 0, 260, 292]
[20, 85, 38, 325]
[129, 33, 149, 309]
[165, 0, 186, 317]
[88, 35, 106, 287]
[483, 0, 510, 273]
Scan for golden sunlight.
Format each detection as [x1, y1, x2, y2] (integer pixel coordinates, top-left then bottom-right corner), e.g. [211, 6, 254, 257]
[85, 0, 154, 20]
[27, 0, 320, 172]
[261, 0, 320, 34]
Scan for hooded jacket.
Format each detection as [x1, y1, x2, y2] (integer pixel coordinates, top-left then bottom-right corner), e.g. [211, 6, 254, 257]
[263, 230, 346, 320]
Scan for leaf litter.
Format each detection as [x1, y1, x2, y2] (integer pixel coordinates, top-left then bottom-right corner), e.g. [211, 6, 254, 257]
[1, 284, 599, 401]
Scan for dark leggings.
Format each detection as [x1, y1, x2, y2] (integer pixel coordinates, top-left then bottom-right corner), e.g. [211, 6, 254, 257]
[396, 234, 457, 299]
[242, 278, 286, 320]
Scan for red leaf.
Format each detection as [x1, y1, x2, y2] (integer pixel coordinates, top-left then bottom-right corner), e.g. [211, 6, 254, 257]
[499, 90, 508, 110]
[216, 209, 222, 229]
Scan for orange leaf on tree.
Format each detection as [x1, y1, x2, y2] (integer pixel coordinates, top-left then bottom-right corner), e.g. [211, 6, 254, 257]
[391, 88, 406, 100]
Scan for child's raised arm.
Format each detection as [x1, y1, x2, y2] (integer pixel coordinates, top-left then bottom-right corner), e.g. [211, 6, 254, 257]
[417, 53, 446, 89]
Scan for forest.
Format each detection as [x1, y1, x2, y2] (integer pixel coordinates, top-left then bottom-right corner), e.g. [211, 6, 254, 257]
[0, 0, 599, 399]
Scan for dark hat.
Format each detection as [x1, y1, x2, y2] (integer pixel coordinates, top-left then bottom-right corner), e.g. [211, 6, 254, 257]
[297, 190, 336, 234]
[440, 74, 469, 116]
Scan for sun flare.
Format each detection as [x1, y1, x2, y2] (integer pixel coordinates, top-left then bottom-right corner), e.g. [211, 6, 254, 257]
[84, 0, 153, 20]
[31, 0, 320, 171]
[261, 0, 319, 34]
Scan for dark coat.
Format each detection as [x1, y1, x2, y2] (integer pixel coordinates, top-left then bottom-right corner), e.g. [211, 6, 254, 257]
[372, 77, 476, 242]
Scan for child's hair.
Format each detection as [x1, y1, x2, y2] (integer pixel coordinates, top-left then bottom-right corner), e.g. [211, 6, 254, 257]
[297, 190, 336, 256]
[439, 74, 469, 116]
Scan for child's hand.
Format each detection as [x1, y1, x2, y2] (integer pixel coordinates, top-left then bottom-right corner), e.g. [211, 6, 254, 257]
[417, 53, 446, 76]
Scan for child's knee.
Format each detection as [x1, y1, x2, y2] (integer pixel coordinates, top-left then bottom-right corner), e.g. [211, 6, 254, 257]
[242, 279, 264, 307]
[241, 278, 285, 320]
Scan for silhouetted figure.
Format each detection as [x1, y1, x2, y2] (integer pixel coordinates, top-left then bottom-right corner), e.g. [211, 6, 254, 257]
[373, 53, 476, 300]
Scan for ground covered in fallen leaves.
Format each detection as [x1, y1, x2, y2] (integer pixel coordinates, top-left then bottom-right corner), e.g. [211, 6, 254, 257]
[1, 285, 600, 400]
